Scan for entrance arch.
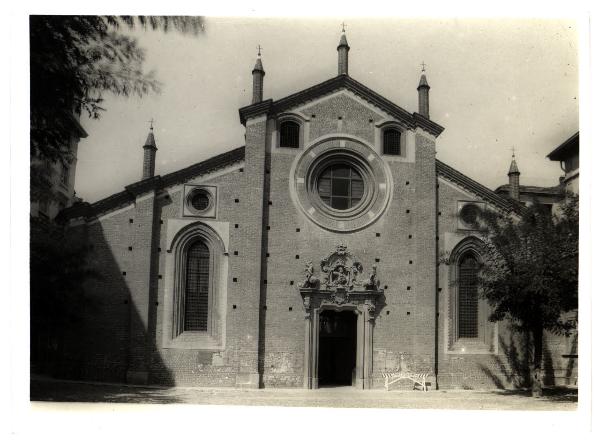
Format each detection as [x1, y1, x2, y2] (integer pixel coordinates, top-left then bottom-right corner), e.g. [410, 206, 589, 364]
[301, 297, 380, 389]
[318, 309, 357, 386]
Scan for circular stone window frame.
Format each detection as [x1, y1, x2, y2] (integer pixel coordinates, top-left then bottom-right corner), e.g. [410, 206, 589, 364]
[289, 135, 393, 232]
[186, 187, 214, 216]
[459, 203, 482, 230]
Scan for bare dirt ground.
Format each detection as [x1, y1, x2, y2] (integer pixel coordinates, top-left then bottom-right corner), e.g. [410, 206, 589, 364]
[30, 377, 577, 410]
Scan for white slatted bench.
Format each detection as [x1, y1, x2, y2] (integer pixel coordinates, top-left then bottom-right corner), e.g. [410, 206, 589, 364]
[382, 370, 431, 391]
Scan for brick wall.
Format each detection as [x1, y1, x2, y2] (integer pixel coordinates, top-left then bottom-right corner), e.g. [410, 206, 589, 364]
[77, 207, 139, 382]
[65, 88, 576, 390]
[152, 163, 263, 386]
[301, 92, 383, 144]
[69, 158, 267, 386]
[259, 93, 439, 387]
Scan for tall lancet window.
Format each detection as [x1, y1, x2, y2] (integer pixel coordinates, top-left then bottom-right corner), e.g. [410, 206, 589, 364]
[280, 121, 300, 148]
[184, 241, 210, 332]
[457, 253, 479, 338]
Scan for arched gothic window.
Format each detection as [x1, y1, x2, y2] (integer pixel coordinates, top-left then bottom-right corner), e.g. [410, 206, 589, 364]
[457, 253, 479, 339]
[184, 241, 210, 332]
[447, 237, 495, 353]
[280, 121, 300, 148]
[162, 221, 227, 350]
[383, 128, 402, 155]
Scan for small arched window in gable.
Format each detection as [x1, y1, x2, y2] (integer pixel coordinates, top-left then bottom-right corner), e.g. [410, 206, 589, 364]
[457, 253, 479, 339]
[184, 240, 210, 332]
[280, 121, 300, 148]
[383, 128, 402, 155]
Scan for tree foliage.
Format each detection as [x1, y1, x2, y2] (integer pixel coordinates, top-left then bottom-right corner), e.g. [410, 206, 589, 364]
[478, 197, 578, 335]
[30, 15, 204, 166]
[29, 15, 203, 373]
[477, 196, 578, 395]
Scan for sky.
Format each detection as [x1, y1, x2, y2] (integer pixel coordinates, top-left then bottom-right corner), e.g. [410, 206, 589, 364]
[74, 17, 579, 203]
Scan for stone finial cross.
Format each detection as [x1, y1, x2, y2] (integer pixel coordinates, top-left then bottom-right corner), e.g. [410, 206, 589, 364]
[341, 22, 347, 33]
[148, 118, 154, 131]
[421, 61, 427, 72]
[257, 44, 262, 57]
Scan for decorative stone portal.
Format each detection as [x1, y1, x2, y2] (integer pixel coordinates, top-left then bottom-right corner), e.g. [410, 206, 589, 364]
[299, 244, 384, 389]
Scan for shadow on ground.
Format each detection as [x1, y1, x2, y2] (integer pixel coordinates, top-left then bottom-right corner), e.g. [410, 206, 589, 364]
[478, 332, 578, 394]
[490, 387, 578, 403]
[30, 379, 183, 404]
[30, 377, 578, 410]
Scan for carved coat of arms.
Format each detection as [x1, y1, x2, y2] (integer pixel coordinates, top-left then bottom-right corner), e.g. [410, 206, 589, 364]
[300, 243, 381, 293]
[299, 244, 383, 317]
[320, 243, 362, 290]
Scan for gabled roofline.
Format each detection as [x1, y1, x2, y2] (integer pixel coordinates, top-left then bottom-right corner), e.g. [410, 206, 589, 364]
[436, 160, 523, 214]
[495, 184, 564, 197]
[58, 146, 245, 222]
[62, 148, 521, 223]
[239, 74, 445, 137]
[547, 131, 579, 161]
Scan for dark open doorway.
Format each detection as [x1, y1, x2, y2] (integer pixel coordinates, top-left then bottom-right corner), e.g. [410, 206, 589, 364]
[318, 310, 357, 387]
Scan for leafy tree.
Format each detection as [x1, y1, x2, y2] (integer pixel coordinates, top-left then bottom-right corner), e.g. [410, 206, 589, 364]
[477, 196, 578, 396]
[30, 16, 203, 373]
[30, 15, 204, 202]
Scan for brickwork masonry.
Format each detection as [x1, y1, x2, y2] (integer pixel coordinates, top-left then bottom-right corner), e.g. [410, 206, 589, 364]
[64, 90, 576, 389]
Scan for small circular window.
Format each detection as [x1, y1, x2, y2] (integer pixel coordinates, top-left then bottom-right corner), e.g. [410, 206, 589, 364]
[317, 164, 365, 210]
[460, 203, 481, 227]
[191, 191, 210, 211]
[187, 189, 213, 214]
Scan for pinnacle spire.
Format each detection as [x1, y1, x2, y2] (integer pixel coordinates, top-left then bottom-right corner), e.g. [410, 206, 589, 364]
[508, 152, 520, 175]
[418, 62, 430, 89]
[417, 63, 430, 118]
[338, 32, 349, 50]
[337, 25, 350, 75]
[507, 149, 521, 201]
[144, 120, 156, 149]
[253, 58, 264, 73]
[142, 122, 157, 180]
[251, 45, 266, 103]
[253, 44, 265, 74]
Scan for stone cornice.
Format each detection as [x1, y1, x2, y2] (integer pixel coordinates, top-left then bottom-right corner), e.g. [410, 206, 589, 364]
[238, 99, 273, 125]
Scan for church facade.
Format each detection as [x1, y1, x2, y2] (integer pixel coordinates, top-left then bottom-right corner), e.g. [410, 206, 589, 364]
[60, 32, 577, 390]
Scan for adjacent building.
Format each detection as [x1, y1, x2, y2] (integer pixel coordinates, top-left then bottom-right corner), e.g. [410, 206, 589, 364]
[31, 114, 88, 220]
[548, 132, 579, 195]
[495, 154, 564, 214]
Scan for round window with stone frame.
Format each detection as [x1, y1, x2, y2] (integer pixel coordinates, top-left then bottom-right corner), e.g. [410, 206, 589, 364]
[186, 188, 213, 215]
[460, 203, 481, 229]
[291, 137, 392, 232]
